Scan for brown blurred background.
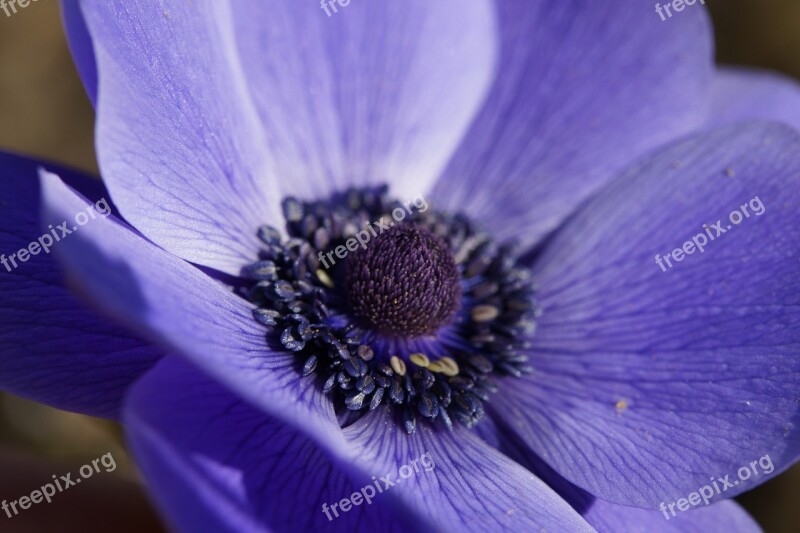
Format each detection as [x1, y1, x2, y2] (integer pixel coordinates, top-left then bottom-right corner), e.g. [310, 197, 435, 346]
[0, 1, 799, 532]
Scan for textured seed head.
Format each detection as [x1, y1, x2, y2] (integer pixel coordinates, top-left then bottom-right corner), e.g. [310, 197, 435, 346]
[345, 225, 461, 337]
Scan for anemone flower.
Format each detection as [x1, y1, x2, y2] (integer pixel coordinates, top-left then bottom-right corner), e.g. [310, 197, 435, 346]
[2, 1, 800, 531]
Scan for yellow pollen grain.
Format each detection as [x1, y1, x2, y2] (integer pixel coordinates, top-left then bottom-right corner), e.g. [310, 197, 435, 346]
[471, 305, 499, 322]
[390, 356, 406, 376]
[316, 269, 334, 288]
[427, 361, 444, 373]
[615, 400, 628, 412]
[438, 357, 460, 377]
[409, 353, 430, 367]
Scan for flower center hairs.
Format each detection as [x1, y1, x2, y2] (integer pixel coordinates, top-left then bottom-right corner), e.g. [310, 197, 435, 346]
[243, 186, 538, 433]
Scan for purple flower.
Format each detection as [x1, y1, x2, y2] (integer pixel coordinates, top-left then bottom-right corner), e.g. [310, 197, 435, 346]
[2, 1, 800, 530]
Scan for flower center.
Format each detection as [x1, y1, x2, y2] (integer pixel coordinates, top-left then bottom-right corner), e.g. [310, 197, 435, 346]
[345, 225, 461, 337]
[242, 186, 537, 434]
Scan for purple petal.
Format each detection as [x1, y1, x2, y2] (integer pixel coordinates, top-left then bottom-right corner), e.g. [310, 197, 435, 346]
[431, 0, 713, 251]
[77, 0, 283, 275]
[231, 0, 497, 200]
[583, 499, 759, 533]
[478, 415, 761, 532]
[125, 357, 428, 532]
[489, 122, 800, 507]
[343, 408, 594, 532]
[0, 152, 161, 418]
[77, 0, 496, 275]
[39, 171, 344, 451]
[61, 0, 97, 106]
[709, 67, 800, 131]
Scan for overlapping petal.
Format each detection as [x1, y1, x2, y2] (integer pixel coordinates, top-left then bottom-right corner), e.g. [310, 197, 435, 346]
[431, 0, 713, 252]
[76, 0, 282, 275]
[126, 357, 592, 532]
[230, 0, 497, 201]
[0, 152, 161, 418]
[343, 409, 594, 532]
[75, 0, 496, 275]
[39, 171, 345, 452]
[478, 416, 761, 532]
[61, 0, 97, 106]
[125, 357, 428, 533]
[490, 122, 800, 506]
[709, 67, 800, 131]
[583, 499, 759, 533]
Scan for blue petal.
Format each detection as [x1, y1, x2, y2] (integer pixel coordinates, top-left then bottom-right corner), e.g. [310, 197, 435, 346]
[76, 0, 497, 275]
[709, 67, 800, 132]
[61, 0, 97, 106]
[582, 499, 759, 533]
[478, 416, 761, 532]
[76, 0, 284, 275]
[343, 408, 594, 532]
[0, 152, 161, 418]
[40, 170, 345, 452]
[431, 0, 713, 252]
[230, 0, 497, 200]
[125, 357, 428, 533]
[489, 122, 800, 507]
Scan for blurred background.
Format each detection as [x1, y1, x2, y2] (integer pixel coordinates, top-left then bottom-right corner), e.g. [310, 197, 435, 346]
[1, 1, 799, 532]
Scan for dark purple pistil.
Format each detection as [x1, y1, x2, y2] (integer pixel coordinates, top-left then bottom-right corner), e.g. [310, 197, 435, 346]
[345, 225, 461, 337]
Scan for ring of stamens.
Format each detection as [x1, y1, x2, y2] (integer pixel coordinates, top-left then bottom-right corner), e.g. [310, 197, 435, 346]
[243, 186, 537, 433]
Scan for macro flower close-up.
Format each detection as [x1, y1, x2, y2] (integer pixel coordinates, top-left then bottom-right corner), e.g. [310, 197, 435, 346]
[2, 1, 800, 531]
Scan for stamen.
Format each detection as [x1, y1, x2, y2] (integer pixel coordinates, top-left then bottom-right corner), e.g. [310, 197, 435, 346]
[436, 357, 460, 377]
[390, 356, 407, 376]
[410, 353, 431, 368]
